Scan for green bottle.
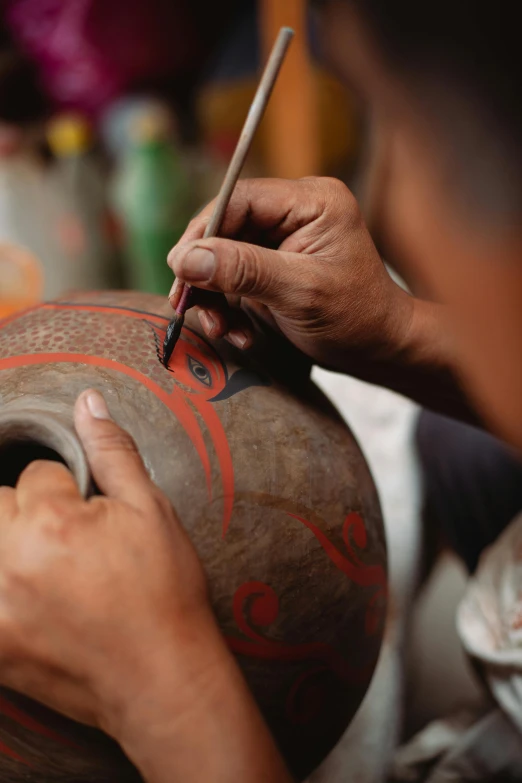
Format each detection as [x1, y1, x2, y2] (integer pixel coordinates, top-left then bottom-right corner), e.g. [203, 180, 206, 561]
[113, 106, 191, 294]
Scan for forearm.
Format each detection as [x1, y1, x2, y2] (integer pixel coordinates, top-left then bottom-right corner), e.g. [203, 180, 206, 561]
[343, 295, 480, 425]
[115, 630, 292, 783]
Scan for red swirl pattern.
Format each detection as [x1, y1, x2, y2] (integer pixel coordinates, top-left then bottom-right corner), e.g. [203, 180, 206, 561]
[227, 511, 387, 725]
[285, 666, 333, 725]
[226, 579, 376, 725]
[288, 511, 387, 637]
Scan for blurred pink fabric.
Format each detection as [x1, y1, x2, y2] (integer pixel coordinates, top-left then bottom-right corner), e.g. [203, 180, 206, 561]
[5, 0, 201, 115]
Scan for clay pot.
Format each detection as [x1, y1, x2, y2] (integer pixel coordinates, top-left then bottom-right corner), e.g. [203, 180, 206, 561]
[0, 291, 387, 781]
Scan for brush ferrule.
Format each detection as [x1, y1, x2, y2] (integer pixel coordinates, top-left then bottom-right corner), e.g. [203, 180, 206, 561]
[176, 285, 192, 315]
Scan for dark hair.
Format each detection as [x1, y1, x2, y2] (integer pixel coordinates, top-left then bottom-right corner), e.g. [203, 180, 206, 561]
[343, 0, 522, 219]
[0, 689, 142, 782]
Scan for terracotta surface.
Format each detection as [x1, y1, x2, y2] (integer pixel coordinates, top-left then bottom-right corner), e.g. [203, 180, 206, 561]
[0, 291, 387, 780]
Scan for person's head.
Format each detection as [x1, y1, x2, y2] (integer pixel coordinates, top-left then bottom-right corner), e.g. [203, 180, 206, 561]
[320, 0, 522, 446]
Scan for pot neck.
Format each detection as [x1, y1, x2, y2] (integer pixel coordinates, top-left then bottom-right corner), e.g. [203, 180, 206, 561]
[0, 404, 90, 495]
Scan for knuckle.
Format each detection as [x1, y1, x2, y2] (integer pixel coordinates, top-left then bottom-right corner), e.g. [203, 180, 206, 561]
[37, 497, 73, 522]
[298, 175, 326, 207]
[186, 210, 212, 235]
[322, 176, 345, 189]
[299, 176, 361, 227]
[151, 490, 174, 520]
[186, 215, 204, 234]
[335, 182, 361, 223]
[33, 498, 83, 537]
[321, 175, 348, 195]
[298, 175, 322, 192]
[323, 176, 360, 213]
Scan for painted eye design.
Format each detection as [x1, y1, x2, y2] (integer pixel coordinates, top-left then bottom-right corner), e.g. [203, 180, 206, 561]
[187, 355, 212, 387]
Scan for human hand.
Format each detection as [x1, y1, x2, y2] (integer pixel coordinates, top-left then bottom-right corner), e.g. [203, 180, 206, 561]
[0, 389, 292, 783]
[0, 389, 227, 740]
[167, 177, 414, 372]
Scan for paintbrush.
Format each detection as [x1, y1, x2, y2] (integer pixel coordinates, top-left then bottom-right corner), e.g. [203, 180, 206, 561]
[162, 26, 294, 367]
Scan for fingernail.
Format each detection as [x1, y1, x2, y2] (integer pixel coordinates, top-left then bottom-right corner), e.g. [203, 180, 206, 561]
[180, 247, 216, 282]
[86, 390, 111, 420]
[228, 330, 248, 349]
[169, 278, 183, 300]
[198, 310, 215, 335]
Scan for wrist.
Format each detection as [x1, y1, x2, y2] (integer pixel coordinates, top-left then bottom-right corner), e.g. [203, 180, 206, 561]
[103, 617, 291, 783]
[115, 628, 290, 783]
[344, 292, 477, 421]
[347, 283, 453, 373]
[373, 281, 418, 363]
[387, 293, 452, 367]
[98, 608, 228, 742]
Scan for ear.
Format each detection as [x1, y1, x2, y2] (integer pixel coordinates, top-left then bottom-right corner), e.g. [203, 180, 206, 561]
[209, 368, 271, 402]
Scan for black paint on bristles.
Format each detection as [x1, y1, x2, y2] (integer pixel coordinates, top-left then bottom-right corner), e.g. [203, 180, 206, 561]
[162, 314, 185, 368]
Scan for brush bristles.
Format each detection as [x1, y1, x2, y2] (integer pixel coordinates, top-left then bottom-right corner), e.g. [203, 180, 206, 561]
[162, 313, 185, 367]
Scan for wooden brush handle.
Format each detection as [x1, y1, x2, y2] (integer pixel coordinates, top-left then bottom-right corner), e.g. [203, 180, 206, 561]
[177, 27, 294, 316]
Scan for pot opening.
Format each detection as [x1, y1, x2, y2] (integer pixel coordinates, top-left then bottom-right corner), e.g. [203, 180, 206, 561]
[0, 411, 90, 496]
[0, 438, 68, 487]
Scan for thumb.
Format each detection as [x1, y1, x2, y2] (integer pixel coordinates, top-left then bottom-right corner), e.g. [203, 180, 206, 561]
[167, 238, 310, 310]
[74, 389, 155, 507]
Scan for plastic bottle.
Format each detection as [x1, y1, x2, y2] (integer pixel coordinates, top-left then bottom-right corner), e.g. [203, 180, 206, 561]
[111, 104, 192, 294]
[47, 114, 119, 291]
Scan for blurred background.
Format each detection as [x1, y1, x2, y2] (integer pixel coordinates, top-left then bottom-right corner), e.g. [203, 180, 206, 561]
[0, 0, 359, 313]
[0, 2, 485, 781]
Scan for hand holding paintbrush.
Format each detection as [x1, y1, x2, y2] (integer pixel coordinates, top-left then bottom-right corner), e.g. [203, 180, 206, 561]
[162, 26, 294, 367]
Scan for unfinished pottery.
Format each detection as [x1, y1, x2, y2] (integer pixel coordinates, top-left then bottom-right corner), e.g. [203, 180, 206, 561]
[0, 291, 387, 781]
